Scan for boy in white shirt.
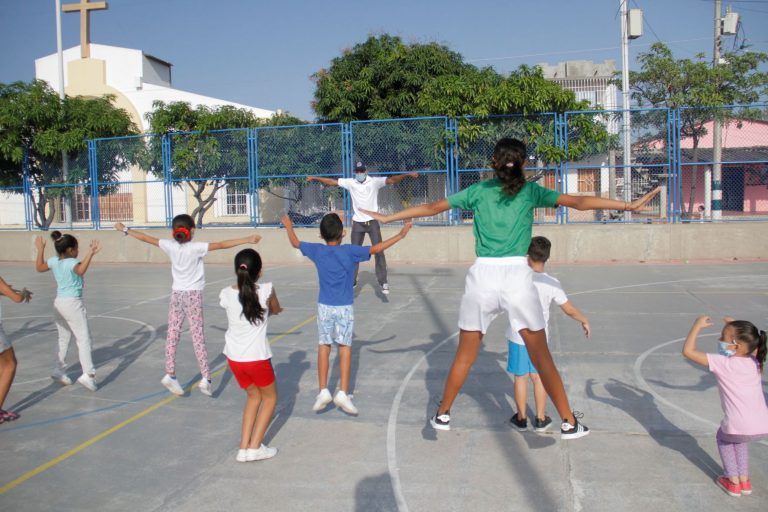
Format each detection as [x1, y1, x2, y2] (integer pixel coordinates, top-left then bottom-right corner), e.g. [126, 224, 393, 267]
[507, 236, 591, 432]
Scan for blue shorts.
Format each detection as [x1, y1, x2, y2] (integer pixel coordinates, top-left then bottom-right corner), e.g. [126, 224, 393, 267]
[317, 304, 354, 346]
[507, 341, 538, 376]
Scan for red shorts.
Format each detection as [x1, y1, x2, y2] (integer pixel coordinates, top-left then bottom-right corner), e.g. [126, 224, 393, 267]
[227, 358, 275, 389]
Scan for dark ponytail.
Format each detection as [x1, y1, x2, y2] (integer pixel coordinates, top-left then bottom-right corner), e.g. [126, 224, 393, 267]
[171, 214, 194, 243]
[234, 249, 265, 325]
[51, 230, 78, 255]
[491, 138, 527, 198]
[729, 320, 767, 372]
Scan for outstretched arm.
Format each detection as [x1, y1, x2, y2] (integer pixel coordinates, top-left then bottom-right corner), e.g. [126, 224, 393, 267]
[208, 234, 261, 251]
[556, 186, 662, 212]
[115, 222, 160, 247]
[682, 315, 711, 367]
[267, 289, 283, 316]
[362, 198, 450, 224]
[560, 301, 591, 338]
[306, 176, 340, 186]
[35, 236, 49, 272]
[74, 240, 100, 276]
[370, 221, 412, 255]
[280, 214, 301, 249]
[385, 172, 418, 186]
[0, 277, 31, 303]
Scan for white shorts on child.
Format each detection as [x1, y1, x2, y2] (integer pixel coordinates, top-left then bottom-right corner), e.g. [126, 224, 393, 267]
[458, 257, 545, 335]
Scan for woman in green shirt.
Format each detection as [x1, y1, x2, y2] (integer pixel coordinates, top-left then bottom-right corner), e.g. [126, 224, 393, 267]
[365, 138, 660, 438]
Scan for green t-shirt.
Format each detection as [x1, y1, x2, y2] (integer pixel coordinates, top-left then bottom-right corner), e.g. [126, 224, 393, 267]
[447, 179, 560, 257]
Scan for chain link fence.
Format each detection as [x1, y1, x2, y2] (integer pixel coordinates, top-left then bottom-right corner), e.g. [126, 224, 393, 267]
[2, 105, 766, 230]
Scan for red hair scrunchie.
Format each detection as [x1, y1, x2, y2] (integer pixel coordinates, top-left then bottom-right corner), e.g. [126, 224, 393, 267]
[172, 226, 191, 242]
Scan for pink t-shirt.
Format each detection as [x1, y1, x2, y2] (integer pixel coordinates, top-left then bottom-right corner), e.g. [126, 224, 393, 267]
[707, 353, 768, 436]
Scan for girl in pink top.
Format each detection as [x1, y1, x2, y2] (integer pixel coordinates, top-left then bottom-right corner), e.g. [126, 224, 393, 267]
[683, 315, 768, 497]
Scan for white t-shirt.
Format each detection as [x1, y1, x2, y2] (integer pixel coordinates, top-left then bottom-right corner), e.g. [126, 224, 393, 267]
[219, 283, 273, 362]
[158, 239, 209, 291]
[507, 271, 568, 345]
[337, 176, 388, 222]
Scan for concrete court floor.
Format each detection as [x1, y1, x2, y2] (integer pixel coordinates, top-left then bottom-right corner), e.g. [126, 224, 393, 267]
[0, 259, 766, 512]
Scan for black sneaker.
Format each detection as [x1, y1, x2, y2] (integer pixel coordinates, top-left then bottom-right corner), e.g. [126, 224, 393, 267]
[430, 410, 450, 431]
[533, 416, 553, 432]
[509, 412, 528, 431]
[560, 411, 590, 440]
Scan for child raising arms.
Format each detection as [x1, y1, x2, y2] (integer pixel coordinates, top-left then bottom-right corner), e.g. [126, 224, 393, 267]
[220, 249, 282, 462]
[364, 137, 659, 438]
[682, 315, 768, 497]
[0, 277, 32, 423]
[36, 231, 100, 391]
[507, 236, 590, 433]
[115, 215, 260, 396]
[281, 212, 411, 415]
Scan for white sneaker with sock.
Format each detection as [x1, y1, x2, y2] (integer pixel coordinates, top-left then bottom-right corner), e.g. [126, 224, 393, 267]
[161, 374, 184, 396]
[77, 374, 97, 391]
[333, 390, 359, 415]
[312, 388, 333, 411]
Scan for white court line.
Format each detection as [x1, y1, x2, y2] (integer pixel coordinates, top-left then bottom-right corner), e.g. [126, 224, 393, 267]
[386, 272, 768, 512]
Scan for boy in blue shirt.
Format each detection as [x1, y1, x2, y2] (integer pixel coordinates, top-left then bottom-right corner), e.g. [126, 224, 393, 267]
[281, 213, 411, 415]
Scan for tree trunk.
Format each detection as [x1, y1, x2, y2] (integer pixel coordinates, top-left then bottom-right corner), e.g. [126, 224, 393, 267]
[188, 180, 225, 227]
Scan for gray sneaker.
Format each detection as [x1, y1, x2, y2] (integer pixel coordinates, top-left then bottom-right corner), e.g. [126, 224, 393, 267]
[381, 283, 390, 295]
[51, 370, 73, 386]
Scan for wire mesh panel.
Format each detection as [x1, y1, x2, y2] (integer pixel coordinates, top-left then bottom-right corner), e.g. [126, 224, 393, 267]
[0, 185, 28, 230]
[255, 123, 344, 226]
[350, 117, 450, 224]
[167, 129, 250, 227]
[92, 134, 168, 229]
[679, 104, 768, 221]
[564, 108, 666, 223]
[455, 114, 560, 224]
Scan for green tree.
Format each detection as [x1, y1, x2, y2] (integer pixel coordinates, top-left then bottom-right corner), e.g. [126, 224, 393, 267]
[0, 80, 137, 228]
[624, 42, 768, 215]
[145, 101, 317, 226]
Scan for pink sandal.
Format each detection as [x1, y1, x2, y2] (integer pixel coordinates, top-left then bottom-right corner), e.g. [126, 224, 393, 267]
[0, 409, 20, 422]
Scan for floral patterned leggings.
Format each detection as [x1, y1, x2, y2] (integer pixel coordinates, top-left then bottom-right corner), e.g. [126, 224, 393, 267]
[165, 290, 210, 380]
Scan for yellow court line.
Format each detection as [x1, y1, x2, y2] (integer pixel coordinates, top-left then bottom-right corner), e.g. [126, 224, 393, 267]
[0, 314, 316, 495]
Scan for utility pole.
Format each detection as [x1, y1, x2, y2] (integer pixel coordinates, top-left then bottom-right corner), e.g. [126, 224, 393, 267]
[55, 0, 72, 227]
[711, 0, 723, 221]
[620, 0, 632, 221]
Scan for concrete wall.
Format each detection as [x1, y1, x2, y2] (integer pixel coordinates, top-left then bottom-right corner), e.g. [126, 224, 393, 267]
[1, 223, 767, 265]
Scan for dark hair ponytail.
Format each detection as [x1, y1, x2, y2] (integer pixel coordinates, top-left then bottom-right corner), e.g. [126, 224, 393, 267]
[172, 214, 195, 243]
[234, 249, 265, 325]
[491, 138, 527, 198]
[50, 230, 78, 255]
[730, 320, 767, 372]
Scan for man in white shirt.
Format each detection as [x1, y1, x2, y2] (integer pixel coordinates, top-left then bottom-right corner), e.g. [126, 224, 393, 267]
[306, 161, 418, 294]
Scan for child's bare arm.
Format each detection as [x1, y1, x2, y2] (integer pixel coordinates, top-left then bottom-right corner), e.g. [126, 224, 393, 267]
[208, 234, 261, 251]
[0, 277, 31, 303]
[559, 301, 591, 338]
[267, 289, 283, 316]
[370, 220, 412, 255]
[306, 176, 339, 186]
[682, 315, 711, 367]
[280, 214, 301, 249]
[115, 223, 160, 247]
[363, 199, 450, 224]
[35, 236, 49, 272]
[557, 186, 661, 212]
[74, 240, 100, 276]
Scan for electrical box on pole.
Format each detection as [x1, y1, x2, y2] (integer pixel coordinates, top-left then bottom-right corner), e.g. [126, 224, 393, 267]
[628, 9, 643, 39]
[722, 11, 739, 35]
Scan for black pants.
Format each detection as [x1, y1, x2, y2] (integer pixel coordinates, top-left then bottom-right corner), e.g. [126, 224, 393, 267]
[351, 220, 387, 285]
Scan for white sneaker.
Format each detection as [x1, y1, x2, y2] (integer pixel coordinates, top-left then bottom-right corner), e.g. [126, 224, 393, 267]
[199, 378, 212, 396]
[312, 388, 333, 411]
[381, 283, 390, 295]
[161, 374, 184, 396]
[236, 449, 248, 462]
[77, 374, 97, 392]
[333, 390, 359, 415]
[246, 444, 278, 461]
[51, 370, 73, 386]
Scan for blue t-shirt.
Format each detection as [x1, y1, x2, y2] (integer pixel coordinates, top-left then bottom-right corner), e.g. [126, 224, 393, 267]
[299, 242, 371, 306]
[47, 257, 83, 298]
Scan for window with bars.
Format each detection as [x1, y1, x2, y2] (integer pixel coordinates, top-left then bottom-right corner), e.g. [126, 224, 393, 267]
[577, 169, 601, 193]
[225, 188, 248, 216]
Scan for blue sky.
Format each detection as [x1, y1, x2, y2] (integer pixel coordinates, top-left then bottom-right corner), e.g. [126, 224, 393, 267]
[1, 0, 766, 120]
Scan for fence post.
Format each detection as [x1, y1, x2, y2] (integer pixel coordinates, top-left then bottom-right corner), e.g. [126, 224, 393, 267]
[22, 146, 33, 231]
[446, 117, 459, 224]
[555, 113, 567, 225]
[342, 122, 352, 224]
[88, 140, 99, 229]
[666, 108, 679, 223]
[248, 128, 258, 226]
[162, 134, 172, 228]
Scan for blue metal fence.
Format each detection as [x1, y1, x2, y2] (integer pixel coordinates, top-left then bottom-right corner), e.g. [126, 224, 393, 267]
[2, 104, 766, 230]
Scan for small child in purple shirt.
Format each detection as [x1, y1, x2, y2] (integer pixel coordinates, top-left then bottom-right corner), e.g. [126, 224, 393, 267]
[281, 213, 411, 416]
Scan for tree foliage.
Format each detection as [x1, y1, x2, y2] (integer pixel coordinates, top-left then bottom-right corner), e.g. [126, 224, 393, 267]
[0, 80, 137, 228]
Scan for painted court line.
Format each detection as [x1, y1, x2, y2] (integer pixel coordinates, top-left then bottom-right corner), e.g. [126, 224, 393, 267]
[0, 314, 316, 495]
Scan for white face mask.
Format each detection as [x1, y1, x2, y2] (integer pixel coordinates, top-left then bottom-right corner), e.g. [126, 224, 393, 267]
[355, 173, 367, 183]
[718, 340, 737, 357]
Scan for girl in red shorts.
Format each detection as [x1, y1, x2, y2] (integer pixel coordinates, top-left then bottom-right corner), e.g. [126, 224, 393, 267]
[219, 249, 283, 462]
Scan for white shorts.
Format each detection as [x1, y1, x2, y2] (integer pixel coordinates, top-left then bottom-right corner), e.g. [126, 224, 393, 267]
[458, 257, 545, 335]
[0, 323, 10, 353]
